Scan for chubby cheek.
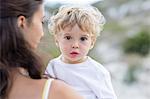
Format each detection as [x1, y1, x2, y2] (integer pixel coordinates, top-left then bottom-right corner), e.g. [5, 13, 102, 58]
[80, 47, 89, 56]
[59, 43, 70, 55]
[80, 43, 91, 55]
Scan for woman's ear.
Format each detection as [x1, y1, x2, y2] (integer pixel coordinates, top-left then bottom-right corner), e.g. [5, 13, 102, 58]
[17, 16, 26, 29]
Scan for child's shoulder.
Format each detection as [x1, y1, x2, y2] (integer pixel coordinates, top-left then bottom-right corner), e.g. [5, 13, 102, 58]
[88, 56, 109, 75]
[48, 56, 61, 63]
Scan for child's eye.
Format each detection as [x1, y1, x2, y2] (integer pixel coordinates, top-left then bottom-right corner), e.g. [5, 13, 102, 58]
[64, 36, 72, 40]
[80, 37, 88, 41]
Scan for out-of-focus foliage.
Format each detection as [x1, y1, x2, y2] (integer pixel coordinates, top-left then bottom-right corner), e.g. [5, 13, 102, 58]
[123, 30, 150, 56]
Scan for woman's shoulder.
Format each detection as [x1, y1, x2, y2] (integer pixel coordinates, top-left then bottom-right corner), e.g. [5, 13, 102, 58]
[47, 79, 84, 99]
[30, 78, 84, 99]
[48, 79, 67, 95]
[32, 78, 67, 99]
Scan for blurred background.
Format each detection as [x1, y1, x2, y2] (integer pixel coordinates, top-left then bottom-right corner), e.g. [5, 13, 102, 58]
[37, 0, 150, 99]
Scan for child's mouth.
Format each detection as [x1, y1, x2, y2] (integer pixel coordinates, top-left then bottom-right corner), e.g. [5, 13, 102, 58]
[70, 52, 79, 55]
[70, 52, 79, 57]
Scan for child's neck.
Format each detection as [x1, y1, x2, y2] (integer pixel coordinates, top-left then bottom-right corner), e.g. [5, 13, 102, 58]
[61, 56, 88, 64]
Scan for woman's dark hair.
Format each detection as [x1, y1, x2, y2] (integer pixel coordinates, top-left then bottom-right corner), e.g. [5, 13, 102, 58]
[0, 0, 43, 98]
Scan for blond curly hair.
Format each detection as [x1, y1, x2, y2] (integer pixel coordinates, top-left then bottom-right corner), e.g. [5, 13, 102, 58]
[48, 5, 105, 37]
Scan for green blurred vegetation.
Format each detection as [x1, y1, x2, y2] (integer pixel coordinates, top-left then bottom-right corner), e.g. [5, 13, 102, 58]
[105, 22, 127, 33]
[123, 30, 150, 56]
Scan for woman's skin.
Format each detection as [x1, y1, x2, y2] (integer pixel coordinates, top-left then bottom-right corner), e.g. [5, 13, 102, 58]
[9, 70, 83, 99]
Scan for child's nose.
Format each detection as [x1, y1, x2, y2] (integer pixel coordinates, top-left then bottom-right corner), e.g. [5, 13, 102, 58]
[72, 41, 79, 49]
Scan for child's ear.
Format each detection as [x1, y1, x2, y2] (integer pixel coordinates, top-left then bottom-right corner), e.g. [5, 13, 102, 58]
[90, 36, 96, 50]
[55, 41, 59, 47]
[17, 16, 26, 29]
[54, 35, 59, 47]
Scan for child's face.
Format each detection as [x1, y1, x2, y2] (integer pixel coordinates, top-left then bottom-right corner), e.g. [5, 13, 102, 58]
[55, 24, 95, 64]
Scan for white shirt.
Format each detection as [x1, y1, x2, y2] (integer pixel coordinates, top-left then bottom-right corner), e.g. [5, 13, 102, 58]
[45, 56, 117, 99]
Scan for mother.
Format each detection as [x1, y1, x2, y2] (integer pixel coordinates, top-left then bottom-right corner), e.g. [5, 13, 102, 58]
[0, 0, 84, 99]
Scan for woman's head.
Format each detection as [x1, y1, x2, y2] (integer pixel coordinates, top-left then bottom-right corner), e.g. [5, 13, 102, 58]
[0, 0, 44, 50]
[48, 5, 105, 38]
[0, 0, 43, 98]
[18, 4, 44, 49]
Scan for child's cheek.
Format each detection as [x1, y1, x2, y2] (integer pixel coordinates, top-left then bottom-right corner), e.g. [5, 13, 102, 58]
[63, 46, 70, 52]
